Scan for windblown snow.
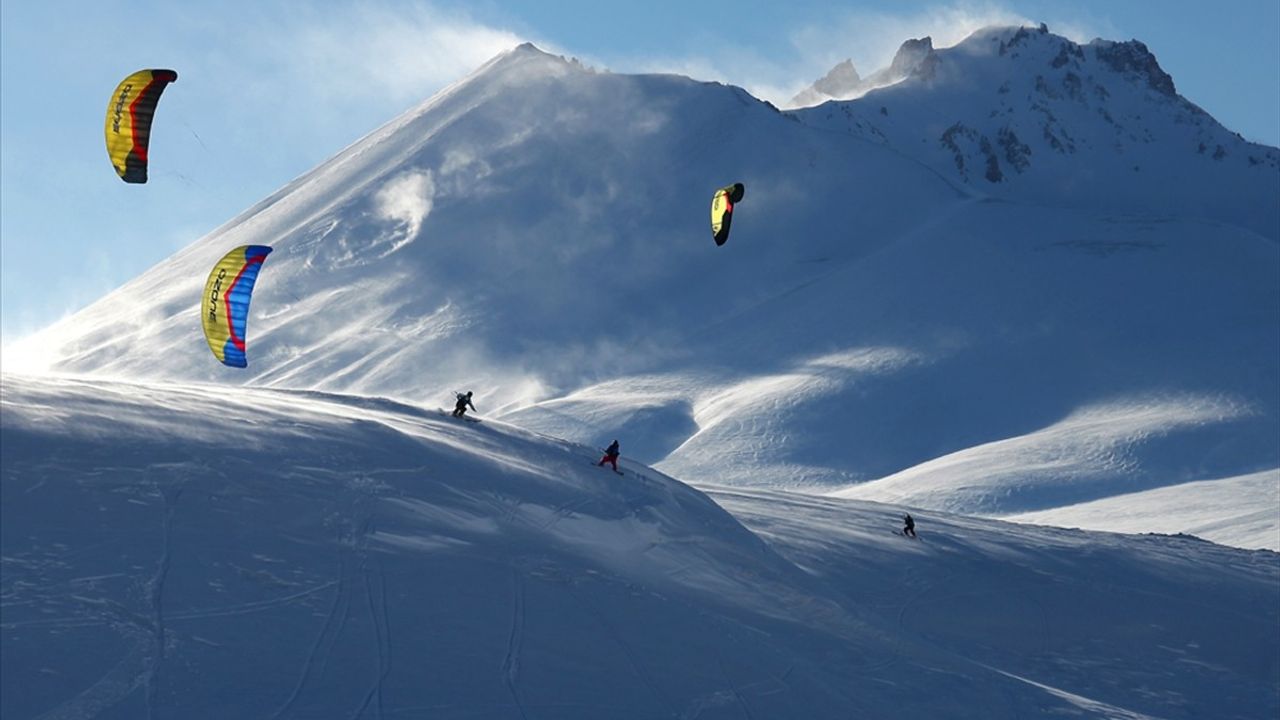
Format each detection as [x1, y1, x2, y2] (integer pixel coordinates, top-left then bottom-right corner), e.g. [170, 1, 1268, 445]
[2, 375, 1276, 718]
[3, 23, 1279, 718]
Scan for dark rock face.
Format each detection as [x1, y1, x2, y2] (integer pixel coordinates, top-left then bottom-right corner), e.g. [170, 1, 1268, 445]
[1092, 39, 1177, 96]
[998, 128, 1032, 172]
[1051, 42, 1085, 69]
[940, 122, 1006, 183]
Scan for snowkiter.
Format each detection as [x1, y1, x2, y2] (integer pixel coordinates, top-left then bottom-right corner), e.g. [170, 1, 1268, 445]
[453, 391, 476, 418]
[597, 440, 620, 472]
[903, 513, 916, 538]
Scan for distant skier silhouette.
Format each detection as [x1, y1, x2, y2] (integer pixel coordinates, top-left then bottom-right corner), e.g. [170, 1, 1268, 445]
[902, 513, 916, 538]
[452, 391, 476, 418]
[597, 440, 620, 473]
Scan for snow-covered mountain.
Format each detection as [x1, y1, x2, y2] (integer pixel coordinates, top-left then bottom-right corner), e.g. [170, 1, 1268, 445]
[7, 27, 1278, 543]
[3, 26, 1278, 716]
[795, 24, 1279, 237]
[4, 374, 1277, 719]
[789, 36, 937, 107]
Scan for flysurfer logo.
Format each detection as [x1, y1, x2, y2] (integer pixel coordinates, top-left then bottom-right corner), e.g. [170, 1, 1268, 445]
[112, 84, 133, 134]
[208, 268, 227, 323]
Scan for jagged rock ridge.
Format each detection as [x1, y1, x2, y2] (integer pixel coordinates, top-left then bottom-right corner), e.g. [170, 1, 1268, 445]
[793, 24, 1279, 239]
[790, 37, 937, 107]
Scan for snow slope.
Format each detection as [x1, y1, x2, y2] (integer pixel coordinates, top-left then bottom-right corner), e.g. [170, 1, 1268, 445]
[1007, 469, 1280, 551]
[708, 485, 1280, 719]
[7, 33, 1278, 542]
[3, 373, 1277, 719]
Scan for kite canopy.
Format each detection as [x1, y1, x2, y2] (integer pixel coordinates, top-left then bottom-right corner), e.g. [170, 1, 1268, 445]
[104, 69, 177, 183]
[202, 245, 272, 368]
[710, 182, 745, 246]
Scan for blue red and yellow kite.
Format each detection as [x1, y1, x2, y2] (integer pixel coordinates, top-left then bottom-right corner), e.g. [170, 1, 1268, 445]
[202, 245, 272, 368]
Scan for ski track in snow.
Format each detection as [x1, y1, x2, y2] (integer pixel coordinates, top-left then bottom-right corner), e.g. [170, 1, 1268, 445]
[23, 482, 185, 720]
[351, 559, 390, 720]
[144, 483, 182, 720]
[537, 497, 595, 531]
[271, 496, 376, 719]
[165, 581, 339, 622]
[500, 566, 529, 720]
[32, 640, 150, 720]
[269, 570, 350, 720]
[714, 649, 757, 720]
[565, 581, 677, 717]
[0, 580, 339, 630]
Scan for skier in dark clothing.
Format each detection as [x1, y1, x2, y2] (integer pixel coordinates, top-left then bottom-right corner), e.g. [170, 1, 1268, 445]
[902, 513, 916, 538]
[452, 391, 476, 418]
[597, 440, 620, 472]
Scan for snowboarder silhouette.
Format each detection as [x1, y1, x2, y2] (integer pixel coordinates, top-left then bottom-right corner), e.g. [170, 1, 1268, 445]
[452, 391, 476, 418]
[902, 513, 916, 538]
[597, 440, 621, 473]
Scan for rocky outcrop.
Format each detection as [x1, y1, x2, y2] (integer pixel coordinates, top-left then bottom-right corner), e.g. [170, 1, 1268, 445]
[1091, 39, 1177, 96]
[790, 37, 937, 107]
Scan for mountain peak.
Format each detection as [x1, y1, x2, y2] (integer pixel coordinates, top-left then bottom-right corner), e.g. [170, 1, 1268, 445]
[790, 36, 936, 107]
[507, 41, 555, 59]
[1088, 38, 1177, 96]
[813, 59, 861, 95]
[470, 40, 583, 82]
[977, 24, 1175, 96]
[887, 36, 936, 80]
[791, 23, 1279, 238]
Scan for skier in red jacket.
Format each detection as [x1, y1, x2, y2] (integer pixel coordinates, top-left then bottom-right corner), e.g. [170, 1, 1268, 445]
[597, 440, 620, 472]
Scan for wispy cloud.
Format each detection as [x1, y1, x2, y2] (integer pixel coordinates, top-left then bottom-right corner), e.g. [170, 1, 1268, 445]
[151, 3, 531, 166]
[255, 4, 524, 106]
[786, 2, 1029, 77]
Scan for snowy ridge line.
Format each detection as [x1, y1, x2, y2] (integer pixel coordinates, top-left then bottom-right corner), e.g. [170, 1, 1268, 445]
[3, 373, 1278, 718]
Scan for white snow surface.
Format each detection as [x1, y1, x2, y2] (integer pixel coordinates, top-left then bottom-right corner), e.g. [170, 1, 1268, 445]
[1008, 469, 1280, 551]
[2, 373, 1277, 718]
[4, 31, 1278, 545]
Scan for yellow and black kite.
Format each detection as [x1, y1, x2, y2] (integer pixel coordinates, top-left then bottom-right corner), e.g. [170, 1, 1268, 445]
[710, 182, 745, 246]
[104, 69, 177, 183]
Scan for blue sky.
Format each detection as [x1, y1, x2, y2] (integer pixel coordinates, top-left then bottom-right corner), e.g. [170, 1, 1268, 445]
[2, 0, 1277, 346]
